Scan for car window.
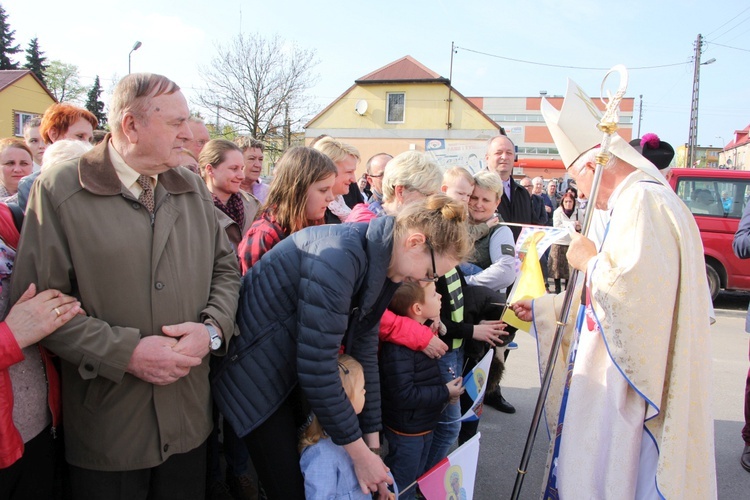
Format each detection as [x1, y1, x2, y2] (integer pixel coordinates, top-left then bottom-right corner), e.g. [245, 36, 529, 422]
[676, 178, 750, 218]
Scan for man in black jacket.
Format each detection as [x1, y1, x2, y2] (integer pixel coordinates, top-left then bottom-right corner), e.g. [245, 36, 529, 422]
[483, 135, 532, 413]
[486, 135, 533, 241]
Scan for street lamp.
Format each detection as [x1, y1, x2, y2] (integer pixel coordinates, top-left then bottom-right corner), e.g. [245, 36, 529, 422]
[687, 32, 715, 168]
[128, 41, 142, 74]
[716, 136, 726, 168]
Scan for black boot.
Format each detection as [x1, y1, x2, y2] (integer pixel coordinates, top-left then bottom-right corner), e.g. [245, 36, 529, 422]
[484, 387, 516, 414]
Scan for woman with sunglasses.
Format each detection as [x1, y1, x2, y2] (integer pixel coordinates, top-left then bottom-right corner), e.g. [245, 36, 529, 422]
[212, 194, 471, 499]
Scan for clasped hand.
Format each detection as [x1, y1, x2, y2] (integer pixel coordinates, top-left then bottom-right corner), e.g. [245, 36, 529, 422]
[126, 322, 210, 385]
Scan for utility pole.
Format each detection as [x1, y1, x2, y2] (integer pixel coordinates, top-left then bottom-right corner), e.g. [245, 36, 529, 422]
[446, 41, 455, 130]
[637, 94, 643, 139]
[687, 34, 703, 169]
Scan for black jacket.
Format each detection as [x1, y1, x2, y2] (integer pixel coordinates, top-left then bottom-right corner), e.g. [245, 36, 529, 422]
[436, 270, 513, 357]
[380, 342, 448, 434]
[212, 217, 400, 446]
[530, 193, 548, 225]
[436, 269, 474, 352]
[496, 177, 533, 241]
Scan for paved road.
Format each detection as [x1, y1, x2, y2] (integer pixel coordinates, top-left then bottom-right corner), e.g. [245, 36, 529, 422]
[471, 292, 750, 499]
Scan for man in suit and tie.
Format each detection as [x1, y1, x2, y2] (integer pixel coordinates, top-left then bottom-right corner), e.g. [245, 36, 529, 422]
[486, 135, 532, 241]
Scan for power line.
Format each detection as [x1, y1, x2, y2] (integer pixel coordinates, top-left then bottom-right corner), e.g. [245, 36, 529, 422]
[724, 25, 750, 44]
[709, 12, 750, 42]
[455, 46, 689, 71]
[705, 6, 750, 37]
[705, 41, 750, 53]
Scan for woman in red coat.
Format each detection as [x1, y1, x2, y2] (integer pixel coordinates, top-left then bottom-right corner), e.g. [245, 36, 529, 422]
[0, 203, 81, 499]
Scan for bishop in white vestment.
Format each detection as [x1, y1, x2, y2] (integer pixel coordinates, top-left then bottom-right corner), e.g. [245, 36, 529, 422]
[512, 80, 717, 499]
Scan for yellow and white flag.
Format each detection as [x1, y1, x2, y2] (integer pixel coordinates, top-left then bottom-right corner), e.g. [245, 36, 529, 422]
[503, 231, 547, 331]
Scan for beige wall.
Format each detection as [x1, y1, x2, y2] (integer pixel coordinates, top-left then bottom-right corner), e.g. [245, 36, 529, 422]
[304, 137, 493, 177]
[309, 82, 498, 132]
[305, 80, 501, 176]
[0, 74, 55, 138]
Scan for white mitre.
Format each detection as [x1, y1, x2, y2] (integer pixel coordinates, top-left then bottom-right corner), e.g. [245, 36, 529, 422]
[540, 79, 668, 187]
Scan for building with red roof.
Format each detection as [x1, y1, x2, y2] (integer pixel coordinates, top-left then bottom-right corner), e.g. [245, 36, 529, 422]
[719, 125, 749, 170]
[304, 56, 502, 175]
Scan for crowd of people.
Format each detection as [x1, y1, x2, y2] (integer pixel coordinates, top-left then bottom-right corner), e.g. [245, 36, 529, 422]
[0, 71, 723, 500]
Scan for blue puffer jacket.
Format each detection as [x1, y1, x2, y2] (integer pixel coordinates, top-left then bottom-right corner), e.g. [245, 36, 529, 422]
[212, 216, 400, 446]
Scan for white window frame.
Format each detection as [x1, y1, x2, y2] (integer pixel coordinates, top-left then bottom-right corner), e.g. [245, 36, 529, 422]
[14, 111, 39, 137]
[386, 92, 405, 124]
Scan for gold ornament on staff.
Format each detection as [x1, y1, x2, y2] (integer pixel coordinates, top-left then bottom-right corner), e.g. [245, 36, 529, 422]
[510, 65, 629, 500]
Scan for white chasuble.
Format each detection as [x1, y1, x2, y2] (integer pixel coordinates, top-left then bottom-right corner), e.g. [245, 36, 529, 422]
[529, 171, 717, 499]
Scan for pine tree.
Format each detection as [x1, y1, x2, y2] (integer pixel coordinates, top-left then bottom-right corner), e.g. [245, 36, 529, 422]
[85, 75, 107, 127]
[23, 37, 47, 83]
[0, 5, 20, 69]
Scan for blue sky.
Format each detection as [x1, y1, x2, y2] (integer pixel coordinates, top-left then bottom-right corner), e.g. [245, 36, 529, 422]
[7, 0, 749, 149]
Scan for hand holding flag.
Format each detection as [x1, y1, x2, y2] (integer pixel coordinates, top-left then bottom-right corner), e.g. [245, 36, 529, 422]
[503, 231, 548, 332]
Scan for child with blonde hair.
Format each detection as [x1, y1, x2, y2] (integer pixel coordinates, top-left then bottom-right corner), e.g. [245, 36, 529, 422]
[441, 166, 498, 242]
[299, 355, 372, 499]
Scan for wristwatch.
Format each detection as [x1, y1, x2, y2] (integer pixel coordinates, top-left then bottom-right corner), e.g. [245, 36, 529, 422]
[206, 323, 222, 351]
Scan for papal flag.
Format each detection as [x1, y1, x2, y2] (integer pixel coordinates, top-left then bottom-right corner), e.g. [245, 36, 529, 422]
[440, 350, 492, 424]
[417, 433, 481, 500]
[503, 230, 547, 332]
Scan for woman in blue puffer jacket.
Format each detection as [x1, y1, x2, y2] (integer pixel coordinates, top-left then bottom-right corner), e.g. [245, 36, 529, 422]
[212, 194, 472, 499]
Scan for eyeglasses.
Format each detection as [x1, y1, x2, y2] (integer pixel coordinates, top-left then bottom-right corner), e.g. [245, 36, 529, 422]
[424, 239, 438, 282]
[367, 173, 384, 178]
[402, 238, 439, 285]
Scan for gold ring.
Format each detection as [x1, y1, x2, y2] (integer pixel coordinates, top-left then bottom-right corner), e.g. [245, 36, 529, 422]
[54, 307, 61, 317]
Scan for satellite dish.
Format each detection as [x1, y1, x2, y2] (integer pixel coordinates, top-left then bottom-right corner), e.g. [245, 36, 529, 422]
[355, 99, 368, 116]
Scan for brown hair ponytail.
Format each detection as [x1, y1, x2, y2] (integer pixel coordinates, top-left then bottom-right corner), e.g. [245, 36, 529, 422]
[394, 193, 472, 262]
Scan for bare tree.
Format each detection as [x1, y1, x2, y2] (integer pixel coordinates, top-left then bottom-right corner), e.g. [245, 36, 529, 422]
[197, 33, 318, 151]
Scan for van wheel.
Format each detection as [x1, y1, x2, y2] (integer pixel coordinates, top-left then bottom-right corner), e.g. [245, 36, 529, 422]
[706, 263, 720, 301]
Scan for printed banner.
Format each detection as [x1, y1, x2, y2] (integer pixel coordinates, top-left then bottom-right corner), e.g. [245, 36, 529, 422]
[424, 139, 486, 174]
[417, 433, 481, 500]
[513, 225, 569, 273]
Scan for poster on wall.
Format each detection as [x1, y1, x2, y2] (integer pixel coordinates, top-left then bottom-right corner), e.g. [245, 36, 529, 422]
[425, 139, 487, 174]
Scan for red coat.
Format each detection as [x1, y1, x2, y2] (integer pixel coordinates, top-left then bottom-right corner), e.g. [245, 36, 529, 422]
[0, 203, 61, 468]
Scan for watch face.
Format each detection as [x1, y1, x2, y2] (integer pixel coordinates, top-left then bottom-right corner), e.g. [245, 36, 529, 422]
[210, 336, 222, 350]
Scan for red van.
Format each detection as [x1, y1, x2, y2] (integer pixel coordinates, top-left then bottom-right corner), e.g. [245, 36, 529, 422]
[667, 168, 750, 300]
